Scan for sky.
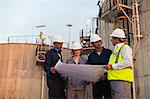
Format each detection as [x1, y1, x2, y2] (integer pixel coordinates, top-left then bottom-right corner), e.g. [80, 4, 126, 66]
[0, 0, 100, 44]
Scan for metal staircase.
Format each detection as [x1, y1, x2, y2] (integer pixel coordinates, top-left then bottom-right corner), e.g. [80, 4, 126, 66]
[36, 32, 50, 64]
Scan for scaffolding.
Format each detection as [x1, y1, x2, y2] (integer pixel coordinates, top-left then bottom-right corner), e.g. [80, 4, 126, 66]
[80, 0, 142, 49]
[99, 0, 142, 57]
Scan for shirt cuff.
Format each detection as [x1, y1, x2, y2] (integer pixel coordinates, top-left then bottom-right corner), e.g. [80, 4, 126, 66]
[112, 64, 118, 69]
[104, 69, 107, 73]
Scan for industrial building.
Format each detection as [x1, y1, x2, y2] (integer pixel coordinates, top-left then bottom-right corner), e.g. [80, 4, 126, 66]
[0, 0, 150, 98]
[97, 0, 150, 98]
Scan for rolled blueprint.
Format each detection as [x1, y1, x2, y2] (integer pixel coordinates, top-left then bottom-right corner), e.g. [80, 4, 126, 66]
[55, 60, 105, 82]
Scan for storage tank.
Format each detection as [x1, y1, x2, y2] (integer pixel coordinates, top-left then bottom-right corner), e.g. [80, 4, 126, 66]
[0, 43, 43, 99]
[0, 42, 71, 99]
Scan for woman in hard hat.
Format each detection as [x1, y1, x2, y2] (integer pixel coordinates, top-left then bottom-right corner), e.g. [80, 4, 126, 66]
[66, 42, 87, 99]
[104, 28, 134, 99]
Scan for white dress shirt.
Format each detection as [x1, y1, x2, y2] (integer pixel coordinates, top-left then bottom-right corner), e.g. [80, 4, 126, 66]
[112, 43, 133, 69]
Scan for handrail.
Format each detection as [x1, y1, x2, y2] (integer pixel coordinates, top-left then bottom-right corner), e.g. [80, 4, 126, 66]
[0, 35, 69, 48]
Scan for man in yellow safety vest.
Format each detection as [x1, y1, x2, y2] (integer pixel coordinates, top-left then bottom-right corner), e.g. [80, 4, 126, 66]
[104, 28, 134, 99]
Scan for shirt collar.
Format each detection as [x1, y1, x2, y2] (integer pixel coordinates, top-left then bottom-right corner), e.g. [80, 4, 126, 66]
[53, 48, 61, 53]
[114, 43, 125, 51]
[69, 57, 81, 64]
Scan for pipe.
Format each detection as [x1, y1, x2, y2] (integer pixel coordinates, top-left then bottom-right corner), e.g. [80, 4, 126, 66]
[131, 2, 137, 99]
[95, 17, 99, 34]
[127, 19, 131, 45]
[41, 70, 45, 99]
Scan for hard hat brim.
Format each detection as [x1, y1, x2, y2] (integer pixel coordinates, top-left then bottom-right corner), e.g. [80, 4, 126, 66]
[109, 34, 126, 38]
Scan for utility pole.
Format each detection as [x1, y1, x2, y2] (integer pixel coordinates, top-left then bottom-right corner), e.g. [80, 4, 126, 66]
[66, 24, 72, 48]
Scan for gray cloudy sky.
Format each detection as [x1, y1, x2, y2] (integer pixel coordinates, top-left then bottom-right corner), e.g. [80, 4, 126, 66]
[0, 0, 99, 42]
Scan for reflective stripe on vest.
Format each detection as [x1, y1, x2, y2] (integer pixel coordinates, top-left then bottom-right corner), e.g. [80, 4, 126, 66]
[107, 44, 133, 82]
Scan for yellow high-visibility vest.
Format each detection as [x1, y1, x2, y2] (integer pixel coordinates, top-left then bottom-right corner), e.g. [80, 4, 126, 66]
[107, 44, 134, 82]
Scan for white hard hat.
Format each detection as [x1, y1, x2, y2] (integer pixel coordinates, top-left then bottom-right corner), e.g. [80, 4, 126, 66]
[90, 34, 102, 43]
[70, 42, 82, 50]
[53, 36, 64, 43]
[110, 28, 126, 38]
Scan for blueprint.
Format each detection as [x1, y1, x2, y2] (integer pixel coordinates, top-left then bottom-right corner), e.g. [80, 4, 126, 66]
[55, 60, 106, 82]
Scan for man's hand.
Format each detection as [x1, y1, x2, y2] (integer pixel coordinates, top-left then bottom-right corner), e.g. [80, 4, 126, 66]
[50, 67, 57, 73]
[104, 64, 113, 70]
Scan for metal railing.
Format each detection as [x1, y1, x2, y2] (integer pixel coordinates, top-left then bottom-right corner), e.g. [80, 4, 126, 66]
[0, 35, 38, 44]
[0, 35, 69, 48]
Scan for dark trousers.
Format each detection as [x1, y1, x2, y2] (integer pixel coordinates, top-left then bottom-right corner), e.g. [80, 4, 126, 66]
[93, 80, 111, 99]
[47, 77, 66, 99]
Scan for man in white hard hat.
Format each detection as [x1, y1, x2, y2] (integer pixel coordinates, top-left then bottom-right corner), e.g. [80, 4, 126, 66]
[66, 42, 87, 99]
[87, 34, 112, 99]
[104, 28, 134, 99]
[44, 35, 66, 99]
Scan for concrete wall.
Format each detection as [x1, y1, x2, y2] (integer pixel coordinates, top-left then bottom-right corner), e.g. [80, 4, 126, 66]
[98, 20, 114, 50]
[0, 43, 42, 99]
[0, 43, 71, 99]
[134, 0, 150, 98]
